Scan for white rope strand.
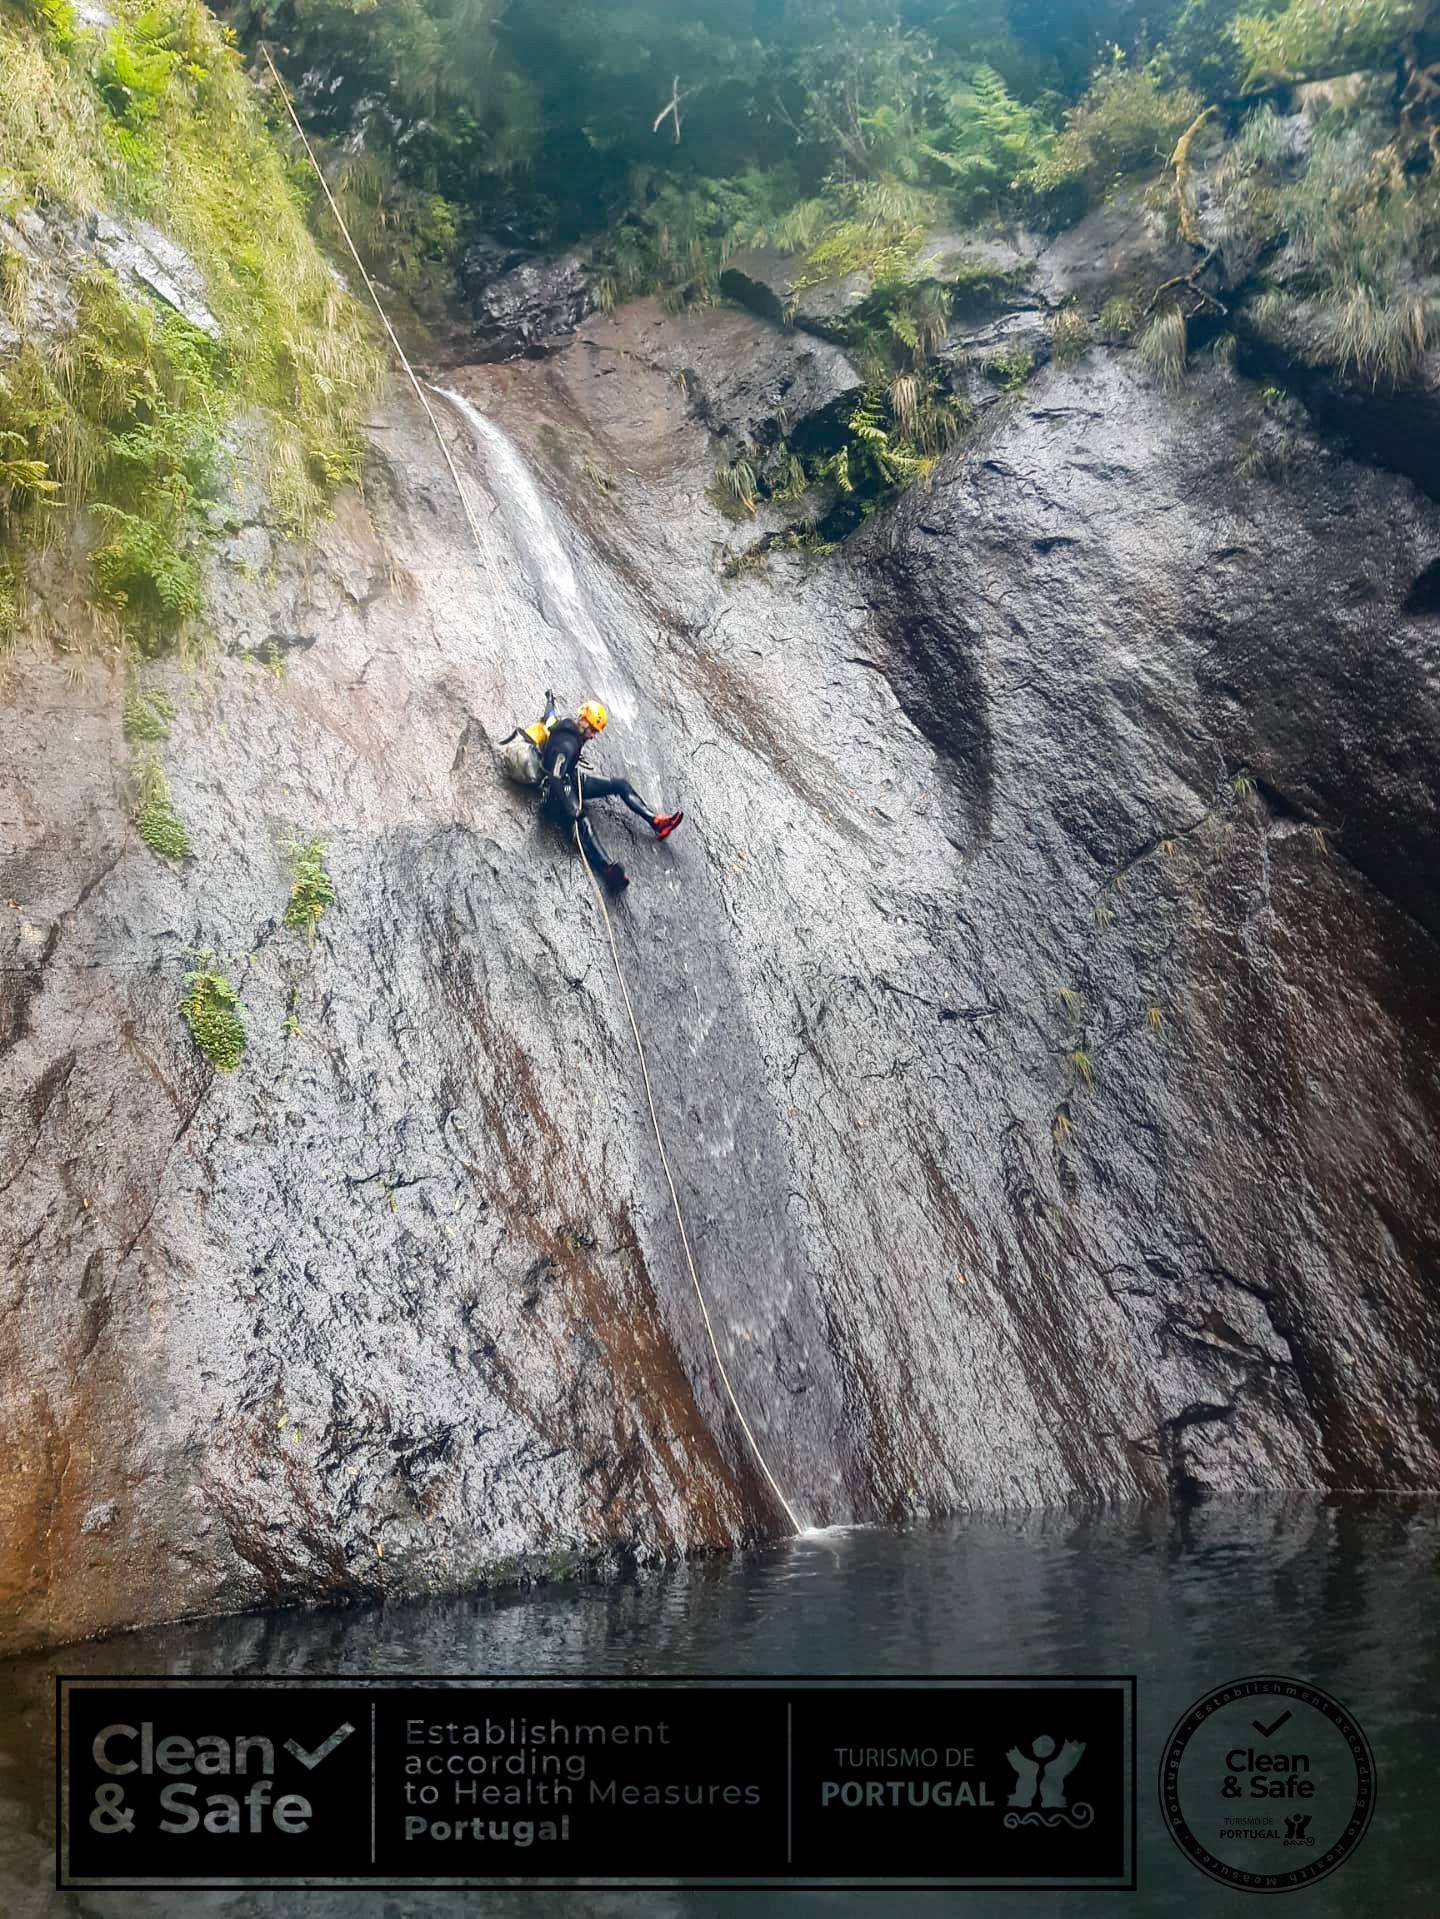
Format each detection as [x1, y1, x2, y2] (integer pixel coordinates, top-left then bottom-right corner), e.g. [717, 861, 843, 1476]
[574, 784, 803, 1532]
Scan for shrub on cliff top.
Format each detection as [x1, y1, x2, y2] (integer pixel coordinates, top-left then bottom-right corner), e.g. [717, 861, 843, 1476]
[1019, 58, 1203, 217]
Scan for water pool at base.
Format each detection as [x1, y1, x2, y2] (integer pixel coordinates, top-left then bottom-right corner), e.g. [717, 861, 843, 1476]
[3, 1496, 1436, 1917]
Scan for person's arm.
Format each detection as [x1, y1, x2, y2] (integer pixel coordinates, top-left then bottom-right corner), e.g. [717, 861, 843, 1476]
[548, 749, 582, 818]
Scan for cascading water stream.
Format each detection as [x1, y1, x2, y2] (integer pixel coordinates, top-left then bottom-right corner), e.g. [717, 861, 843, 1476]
[431, 387, 638, 727]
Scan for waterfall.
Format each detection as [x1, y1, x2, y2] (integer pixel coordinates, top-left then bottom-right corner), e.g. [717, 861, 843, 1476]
[431, 387, 637, 726]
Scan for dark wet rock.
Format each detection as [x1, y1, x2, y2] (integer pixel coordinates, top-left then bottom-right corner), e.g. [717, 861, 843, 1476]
[1229, 292, 1440, 501]
[581, 298, 865, 459]
[458, 247, 594, 361]
[939, 311, 1053, 410]
[720, 245, 838, 334]
[924, 229, 1042, 281]
[1029, 180, 1192, 308]
[3, 282, 1439, 1654]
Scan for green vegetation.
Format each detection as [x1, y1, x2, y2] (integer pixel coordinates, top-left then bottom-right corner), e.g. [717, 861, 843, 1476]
[0, 554, 23, 653]
[707, 362, 967, 538]
[2, 0, 1430, 607]
[708, 456, 758, 521]
[1215, 96, 1440, 387]
[1018, 58, 1203, 217]
[228, 0, 1437, 531]
[720, 542, 770, 581]
[1049, 304, 1091, 365]
[1098, 292, 1141, 339]
[239, 3, 1215, 320]
[133, 753, 191, 859]
[1232, 0, 1427, 85]
[0, 0, 381, 656]
[179, 954, 246, 1070]
[986, 345, 1035, 392]
[283, 836, 336, 939]
[1138, 305, 1188, 386]
[123, 681, 176, 740]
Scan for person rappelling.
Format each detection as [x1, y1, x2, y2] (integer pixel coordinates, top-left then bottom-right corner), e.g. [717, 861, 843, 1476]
[501, 692, 683, 893]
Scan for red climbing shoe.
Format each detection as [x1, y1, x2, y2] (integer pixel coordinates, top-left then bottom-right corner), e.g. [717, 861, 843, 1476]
[653, 811, 684, 840]
[604, 862, 630, 894]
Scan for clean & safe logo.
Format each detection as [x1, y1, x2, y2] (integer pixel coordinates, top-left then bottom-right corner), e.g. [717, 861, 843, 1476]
[1159, 1676, 1375, 1893]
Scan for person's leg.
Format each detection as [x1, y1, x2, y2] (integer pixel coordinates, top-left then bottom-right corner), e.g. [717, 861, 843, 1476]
[575, 811, 627, 891]
[581, 774, 683, 838]
[579, 773, 652, 821]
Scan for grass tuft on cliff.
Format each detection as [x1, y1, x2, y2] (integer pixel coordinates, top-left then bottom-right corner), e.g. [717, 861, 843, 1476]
[0, 0, 382, 651]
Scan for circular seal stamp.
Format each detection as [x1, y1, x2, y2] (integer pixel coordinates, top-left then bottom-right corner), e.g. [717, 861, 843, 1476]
[1159, 1676, 1375, 1894]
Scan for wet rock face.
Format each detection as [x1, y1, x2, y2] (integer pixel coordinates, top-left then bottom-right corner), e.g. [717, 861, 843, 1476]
[457, 245, 594, 360]
[4, 275, 1440, 1653]
[587, 301, 865, 457]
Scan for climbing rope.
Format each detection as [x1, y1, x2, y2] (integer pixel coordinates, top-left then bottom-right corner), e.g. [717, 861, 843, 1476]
[574, 776, 804, 1533]
[262, 46, 803, 1535]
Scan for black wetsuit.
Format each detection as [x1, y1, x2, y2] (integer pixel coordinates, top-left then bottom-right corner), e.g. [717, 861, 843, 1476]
[535, 699, 658, 880]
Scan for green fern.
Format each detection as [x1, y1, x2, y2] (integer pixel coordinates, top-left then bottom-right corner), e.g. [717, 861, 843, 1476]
[820, 444, 853, 494]
[849, 386, 890, 447]
[123, 684, 176, 741]
[284, 836, 335, 939]
[134, 755, 190, 861]
[179, 956, 246, 1072]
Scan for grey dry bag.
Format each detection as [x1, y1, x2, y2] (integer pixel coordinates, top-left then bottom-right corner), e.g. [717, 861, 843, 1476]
[498, 732, 544, 786]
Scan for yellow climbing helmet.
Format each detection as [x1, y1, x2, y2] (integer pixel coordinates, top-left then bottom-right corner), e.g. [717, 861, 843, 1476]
[578, 699, 608, 734]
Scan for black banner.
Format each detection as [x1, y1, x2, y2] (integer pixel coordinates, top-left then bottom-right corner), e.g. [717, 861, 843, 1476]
[59, 1675, 1135, 1888]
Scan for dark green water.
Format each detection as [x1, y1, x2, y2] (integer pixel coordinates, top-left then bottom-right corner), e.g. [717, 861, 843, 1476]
[3, 1496, 1437, 1915]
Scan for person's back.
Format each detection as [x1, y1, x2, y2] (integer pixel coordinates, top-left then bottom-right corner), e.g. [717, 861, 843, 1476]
[524, 691, 683, 893]
[539, 716, 586, 790]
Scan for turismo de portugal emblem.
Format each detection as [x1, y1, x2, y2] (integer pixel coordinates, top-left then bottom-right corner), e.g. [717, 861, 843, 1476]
[1159, 1676, 1375, 1893]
